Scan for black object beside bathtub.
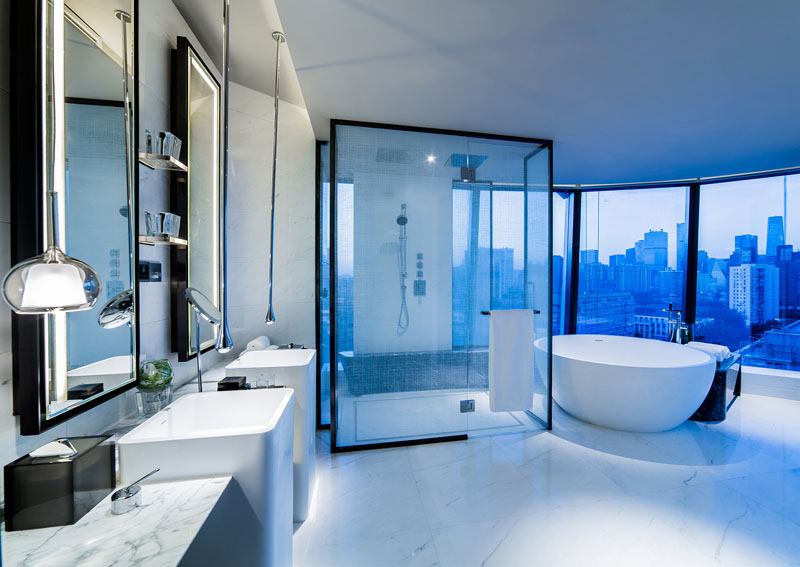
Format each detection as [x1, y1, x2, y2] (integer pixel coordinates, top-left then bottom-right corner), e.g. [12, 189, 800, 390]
[690, 354, 742, 422]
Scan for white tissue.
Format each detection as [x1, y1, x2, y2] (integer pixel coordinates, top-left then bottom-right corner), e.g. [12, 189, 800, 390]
[247, 336, 271, 351]
[30, 440, 74, 458]
[239, 336, 271, 357]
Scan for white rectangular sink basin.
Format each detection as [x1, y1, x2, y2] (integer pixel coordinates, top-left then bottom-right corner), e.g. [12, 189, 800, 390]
[226, 349, 316, 522]
[118, 389, 294, 567]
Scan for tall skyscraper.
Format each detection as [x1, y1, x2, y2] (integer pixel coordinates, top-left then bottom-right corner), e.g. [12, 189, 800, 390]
[734, 234, 758, 264]
[729, 263, 779, 326]
[697, 250, 710, 273]
[677, 223, 687, 270]
[634, 240, 645, 263]
[644, 230, 668, 269]
[767, 216, 785, 257]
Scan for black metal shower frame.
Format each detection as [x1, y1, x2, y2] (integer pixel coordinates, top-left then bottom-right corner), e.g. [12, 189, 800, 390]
[322, 119, 554, 452]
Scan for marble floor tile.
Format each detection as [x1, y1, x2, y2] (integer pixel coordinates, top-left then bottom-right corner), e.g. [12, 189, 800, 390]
[294, 529, 440, 567]
[567, 480, 800, 566]
[431, 512, 598, 567]
[295, 447, 431, 548]
[296, 394, 800, 566]
[412, 444, 540, 529]
[718, 467, 800, 528]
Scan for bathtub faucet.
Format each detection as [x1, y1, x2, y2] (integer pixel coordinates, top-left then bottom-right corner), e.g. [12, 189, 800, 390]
[662, 303, 683, 343]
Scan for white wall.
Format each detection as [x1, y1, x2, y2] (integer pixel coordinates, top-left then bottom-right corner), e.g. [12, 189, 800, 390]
[0, 0, 316, 500]
[352, 172, 453, 353]
[227, 82, 317, 351]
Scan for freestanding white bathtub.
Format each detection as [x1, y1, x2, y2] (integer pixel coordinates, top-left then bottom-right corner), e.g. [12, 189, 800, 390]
[534, 335, 716, 432]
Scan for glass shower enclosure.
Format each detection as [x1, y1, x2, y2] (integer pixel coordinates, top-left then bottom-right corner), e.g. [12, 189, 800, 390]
[329, 121, 552, 450]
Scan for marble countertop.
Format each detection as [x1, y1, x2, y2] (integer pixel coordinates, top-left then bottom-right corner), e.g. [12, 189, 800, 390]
[2, 476, 232, 567]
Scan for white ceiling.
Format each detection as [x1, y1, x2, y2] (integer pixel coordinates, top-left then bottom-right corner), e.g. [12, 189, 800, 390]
[273, 0, 800, 185]
[171, 0, 306, 107]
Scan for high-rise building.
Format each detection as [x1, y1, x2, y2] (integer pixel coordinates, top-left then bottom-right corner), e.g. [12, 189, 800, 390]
[625, 247, 636, 264]
[729, 263, 779, 326]
[609, 254, 626, 267]
[610, 263, 651, 292]
[767, 216, 785, 257]
[734, 234, 758, 264]
[677, 222, 687, 270]
[577, 292, 635, 336]
[656, 269, 683, 297]
[776, 245, 799, 311]
[580, 249, 599, 264]
[634, 240, 645, 263]
[644, 230, 668, 269]
[697, 250, 710, 273]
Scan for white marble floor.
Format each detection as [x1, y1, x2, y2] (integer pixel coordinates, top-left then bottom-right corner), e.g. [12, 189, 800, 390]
[293, 394, 800, 566]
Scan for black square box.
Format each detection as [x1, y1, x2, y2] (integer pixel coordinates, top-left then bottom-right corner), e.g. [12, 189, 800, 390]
[4, 436, 115, 531]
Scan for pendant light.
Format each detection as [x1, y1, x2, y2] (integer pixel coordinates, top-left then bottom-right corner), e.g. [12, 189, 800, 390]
[265, 30, 286, 325]
[1, 0, 101, 314]
[2, 193, 101, 313]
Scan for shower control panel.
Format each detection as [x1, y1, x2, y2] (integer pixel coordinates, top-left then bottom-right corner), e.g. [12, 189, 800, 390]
[414, 252, 426, 296]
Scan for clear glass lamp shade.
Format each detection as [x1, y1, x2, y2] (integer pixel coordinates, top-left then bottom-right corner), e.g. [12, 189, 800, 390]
[1, 246, 102, 314]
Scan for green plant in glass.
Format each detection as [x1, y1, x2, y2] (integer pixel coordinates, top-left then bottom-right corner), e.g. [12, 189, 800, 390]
[138, 359, 174, 391]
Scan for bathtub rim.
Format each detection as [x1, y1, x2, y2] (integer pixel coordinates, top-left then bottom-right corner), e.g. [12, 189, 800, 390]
[535, 335, 715, 371]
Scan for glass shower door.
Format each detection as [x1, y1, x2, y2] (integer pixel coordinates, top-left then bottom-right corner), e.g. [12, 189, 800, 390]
[525, 146, 552, 427]
[330, 122, 552, 450]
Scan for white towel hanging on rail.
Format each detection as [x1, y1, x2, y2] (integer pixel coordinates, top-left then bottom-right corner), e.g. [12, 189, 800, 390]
[489, 309, 535, 412]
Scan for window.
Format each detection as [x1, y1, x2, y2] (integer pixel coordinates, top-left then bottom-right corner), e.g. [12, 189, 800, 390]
[696, 175, 800, 371]
[552, 192, 568, 335]
[576, 187, 689, 338]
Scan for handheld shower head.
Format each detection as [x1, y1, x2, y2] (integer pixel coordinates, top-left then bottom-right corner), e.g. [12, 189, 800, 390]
[397, 203, 408, 226]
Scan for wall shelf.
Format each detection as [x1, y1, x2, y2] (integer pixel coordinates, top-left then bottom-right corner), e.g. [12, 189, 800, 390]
[138, 152, 188, 172]
[139, 235, 188, 248]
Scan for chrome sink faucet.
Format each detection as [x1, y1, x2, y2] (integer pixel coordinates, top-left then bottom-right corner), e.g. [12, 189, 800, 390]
[662, 302, 683, 343]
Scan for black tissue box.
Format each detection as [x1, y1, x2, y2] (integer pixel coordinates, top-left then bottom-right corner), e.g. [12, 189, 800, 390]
[3, 436, 115, 531]
[67, 382, 104, 400]
[218, 375, 247, 391]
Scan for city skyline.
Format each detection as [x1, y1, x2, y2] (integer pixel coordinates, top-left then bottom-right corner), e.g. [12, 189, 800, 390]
[577, 176, 798, 265]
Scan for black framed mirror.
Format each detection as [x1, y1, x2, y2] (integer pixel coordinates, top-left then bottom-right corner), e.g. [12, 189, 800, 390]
[170, 36, 221, 361]
[9, 0, 139, 435]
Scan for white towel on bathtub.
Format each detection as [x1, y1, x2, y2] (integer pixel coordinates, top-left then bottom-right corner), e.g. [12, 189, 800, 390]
[489, 309, 535, 412]
[686, 341, 730, 362]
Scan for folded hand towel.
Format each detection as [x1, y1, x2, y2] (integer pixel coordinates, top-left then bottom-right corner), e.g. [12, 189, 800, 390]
[686, 341, 731, 362]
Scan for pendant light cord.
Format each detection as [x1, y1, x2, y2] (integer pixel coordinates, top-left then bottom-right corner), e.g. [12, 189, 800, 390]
[266, 31, 285, 324]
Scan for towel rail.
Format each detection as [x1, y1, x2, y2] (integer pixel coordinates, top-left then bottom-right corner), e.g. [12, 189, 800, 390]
[481, 310, 541, 315]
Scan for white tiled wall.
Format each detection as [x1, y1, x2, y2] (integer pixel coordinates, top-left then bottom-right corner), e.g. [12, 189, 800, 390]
[228, 82, 317, 351]
[0, 0, 317, 499]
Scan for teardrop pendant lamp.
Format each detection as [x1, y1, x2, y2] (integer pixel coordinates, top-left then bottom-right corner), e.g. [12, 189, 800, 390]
[2, 0, 101, 314]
